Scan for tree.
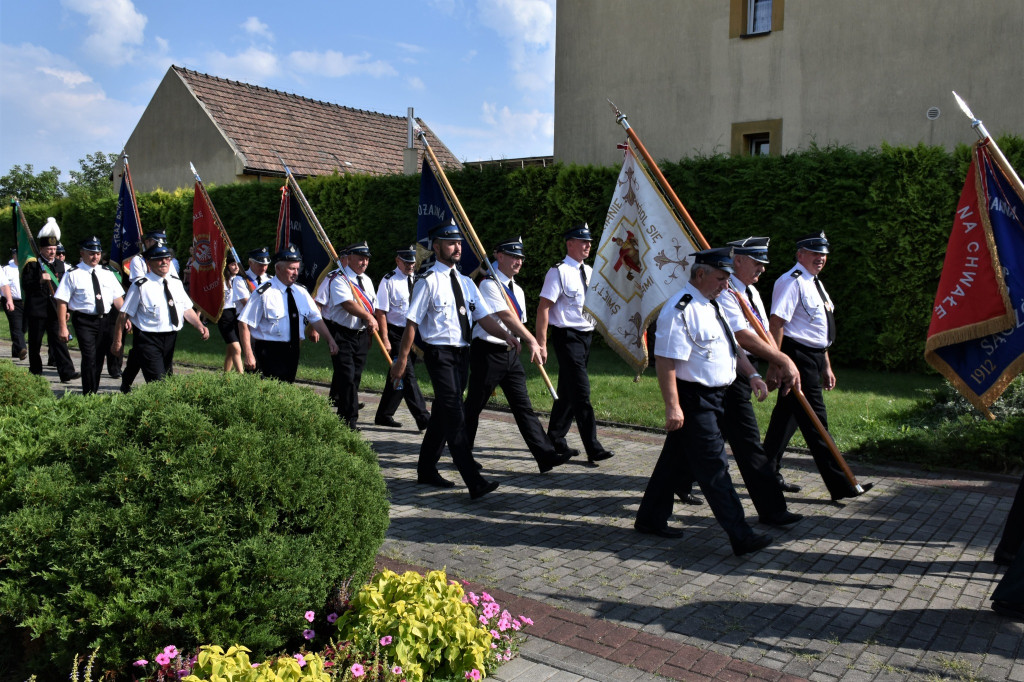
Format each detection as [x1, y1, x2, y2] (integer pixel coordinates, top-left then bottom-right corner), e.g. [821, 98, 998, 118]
[65, 151, 118, 200]
[0, 163, 64, 203]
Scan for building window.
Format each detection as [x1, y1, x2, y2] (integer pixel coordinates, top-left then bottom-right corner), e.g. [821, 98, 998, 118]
[730, 0, 784, 38]
[748, 0, 772, 34]
[731, 120, 783, 157]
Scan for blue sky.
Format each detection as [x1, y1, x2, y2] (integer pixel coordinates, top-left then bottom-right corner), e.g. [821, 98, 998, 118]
[0, 0, 556, 180]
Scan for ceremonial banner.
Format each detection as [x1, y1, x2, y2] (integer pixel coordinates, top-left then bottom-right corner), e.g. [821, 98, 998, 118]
[586, 147, 699, 375]
[416, 158, 479, 275]
[925, 141, 1024, 418]
[110, 160, 143, 274]
[189, 181, 227, 321]
[283, 177, 334, 293]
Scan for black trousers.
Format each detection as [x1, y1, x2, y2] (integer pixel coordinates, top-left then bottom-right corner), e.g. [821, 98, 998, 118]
[722, 373, 788, 518]
[547, 326, 605, 457]
[133, 329, 178, 384]
[327, 322, 370, 427]
[71, 311, 114, 394]
[997, 471, 1024, 558]
[637, 380, 753, 542]
[5, 299, 26, 356]
[418, 344, 486, 489]
[254, 339, 300, 383]
[27, 310, 75, 380]
[375, 324, 430, 428]
[106, 312, 122, 376]
[763, 337, 856, 498]
[464, 339, 557, 465]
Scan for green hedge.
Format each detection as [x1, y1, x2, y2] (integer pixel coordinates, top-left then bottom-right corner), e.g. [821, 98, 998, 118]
[4, 137, 1022, 371]
[0, 371, 389, 679]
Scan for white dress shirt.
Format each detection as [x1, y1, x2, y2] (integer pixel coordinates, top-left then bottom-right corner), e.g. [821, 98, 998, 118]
[2, 260, 20, 300]
[53, 261, 123, 314]
[473, 262, 526, 345]
[539, 256, 595, 331]
[315, 267, 376, 329]
[121, 273, 194, 332]
[238, 276, 322, 342]
[376, 268, 415, 327]
[654, 281, 739, 388]
[770, 263, 834, 349]
[406, 261, 493, 347]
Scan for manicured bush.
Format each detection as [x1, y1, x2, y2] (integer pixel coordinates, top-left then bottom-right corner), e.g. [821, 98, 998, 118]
[0, 372, 389, 679]
[0, 358, 54, 407]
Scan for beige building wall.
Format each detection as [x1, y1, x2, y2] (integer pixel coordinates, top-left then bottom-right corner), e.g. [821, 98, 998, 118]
[555, 0, 1024, 166]
[121, 70, 246, 193]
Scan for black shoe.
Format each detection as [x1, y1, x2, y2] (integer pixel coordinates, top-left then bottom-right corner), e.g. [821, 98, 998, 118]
[374, 417, 403, 428]
[679, 494, 704, 506]
[473, 459, 483, 471]
[732, 533, 772, 556]
[47, 357, 55, 367]
[555, 446, 580, 458]
[994, 548, 1016, 567]
[538, 451, 573, 473]
[417, 472, 455, 488]
[416, 418, 430, 432]
[831, 482, 874, 502]
[588, 450, 614, 463]
[634, 520, 685, 539]
[358, 402, 365, 410]
[992, 600, 1024, 621]
[779, 479, 802, 493]
[758, 511, 804, 527]
[60, 372, 81, 383]
[18, 348, 28, 360]
[109, 371, 122, 379]
[469, 480, 499, 500]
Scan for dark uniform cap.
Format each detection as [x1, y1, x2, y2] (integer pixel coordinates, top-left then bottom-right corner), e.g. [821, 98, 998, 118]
[692, 247, 735, 273]
[142, 231, 167, 242]
[429, 219, 461, 241]
[248, 247, 272, 264]
[144, 243, 174, 260]
[727, 236, 770, 264]
[79, 236, 103, 253]
[396, 245, 417, 263]
[564, 222, 592, 241]
[795, 231, 830, 254]
[346, 241, 371, 258]
[495, 236, 525, 259]
[225, 250, 238, 265]
[275, 243, 302, 262]
[56, 243, 66, 254]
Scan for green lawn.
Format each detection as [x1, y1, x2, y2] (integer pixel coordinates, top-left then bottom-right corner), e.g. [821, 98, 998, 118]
[2, 314, 941, 453]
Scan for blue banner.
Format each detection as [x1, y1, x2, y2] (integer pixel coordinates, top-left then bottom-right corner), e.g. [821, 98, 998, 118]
[110, 163, 142, 273]
[929, 145, 1024, 416]
[286, 190, 333, 294]
[416, 158, 479, 274]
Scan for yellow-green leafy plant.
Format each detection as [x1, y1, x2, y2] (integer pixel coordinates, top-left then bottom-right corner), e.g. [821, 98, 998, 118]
[333, 570, 492, 682]
[181, 645, 331, 682]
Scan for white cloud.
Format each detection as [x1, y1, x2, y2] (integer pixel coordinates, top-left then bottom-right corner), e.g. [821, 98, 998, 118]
[0, 43, 144, 175]
[432, 102, 554, 161]
[206, 47, 280, 83]
[61, 0, 147, 66]
[287, 50, 396, 78]
[477, 0, 555, 93]
[407, 76, 425, 91]
[242, 17, 274, 42]
[397, 42, 425, 54]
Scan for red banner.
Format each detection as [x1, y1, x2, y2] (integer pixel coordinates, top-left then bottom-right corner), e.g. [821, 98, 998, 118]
[190, 181, 227, 321]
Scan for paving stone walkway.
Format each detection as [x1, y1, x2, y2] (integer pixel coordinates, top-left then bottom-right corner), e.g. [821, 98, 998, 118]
[11, 344, 1024, 682]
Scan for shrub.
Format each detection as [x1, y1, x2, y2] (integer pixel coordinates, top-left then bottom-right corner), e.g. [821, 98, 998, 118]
[0, 358, 54, 407]
[0, 372, 389, 679]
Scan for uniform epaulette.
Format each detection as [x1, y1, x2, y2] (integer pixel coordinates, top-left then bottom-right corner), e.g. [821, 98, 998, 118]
[256, 282, 272, 294]
[133, 277, 148, 287]
[69, 265, 79, 271]
[170, 273, 181, 280]
[383, 271, 395, 279]
[791, 270, 802, 277]
[675, 293, 693, 311]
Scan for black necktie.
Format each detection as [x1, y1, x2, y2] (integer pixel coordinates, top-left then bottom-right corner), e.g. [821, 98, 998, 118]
[286, 286, 300, 343]
[710, 298, 738, 357]
[357, 275, 365, 292]
[450, 269, 472, 343]
[813, 276, 836, 346]
[579, 264, 588, 293]
[91, 269, 103, 315]
[746, 286, 763, 327]
[164, 279, 179, 327]
[407, 273, 413, 301]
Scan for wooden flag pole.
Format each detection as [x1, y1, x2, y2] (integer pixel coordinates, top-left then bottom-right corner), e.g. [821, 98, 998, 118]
[416, 129, 559, 401]
[609, 100, 863, 489]
[14, 200, 56, 295]
[274, 156, 392, 365]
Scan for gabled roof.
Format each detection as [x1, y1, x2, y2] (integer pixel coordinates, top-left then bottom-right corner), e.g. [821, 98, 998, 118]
[172, 65, 462, 177]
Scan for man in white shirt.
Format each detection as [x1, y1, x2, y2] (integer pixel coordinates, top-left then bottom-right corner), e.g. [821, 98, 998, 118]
[2, 248, 26, 359]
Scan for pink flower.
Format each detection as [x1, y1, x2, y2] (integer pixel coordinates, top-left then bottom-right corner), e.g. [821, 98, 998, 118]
[380, 635, 393, 646]
[481, 592, 493, 602]
[483, 602, 500, 619]
[392, 666, 402, 674]
[519, 615, 533, 626]
[491, 642, 498, 649]
[155, 653, 171, 666]
[251, 664, 259, 668]
[303, 628, 315, 640]
[326, 612, 338, 624]
[478, 615, 488, 624]
[164, 645, 179, 658]
[490, 629, 499, 639]
[294, 654, 306, 667]
[511, 620, 521, 631]
[305, 610, 315, 622]
[465, 670, 482, 680]
[467, 592, 480, 606]
[133, 660, 148, 667]
[351, 663, 365, 677]
[324, 661, 333, 668]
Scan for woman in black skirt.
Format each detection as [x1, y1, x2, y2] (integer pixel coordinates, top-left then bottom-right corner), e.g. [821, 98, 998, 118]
[218, 257, 244, 372]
